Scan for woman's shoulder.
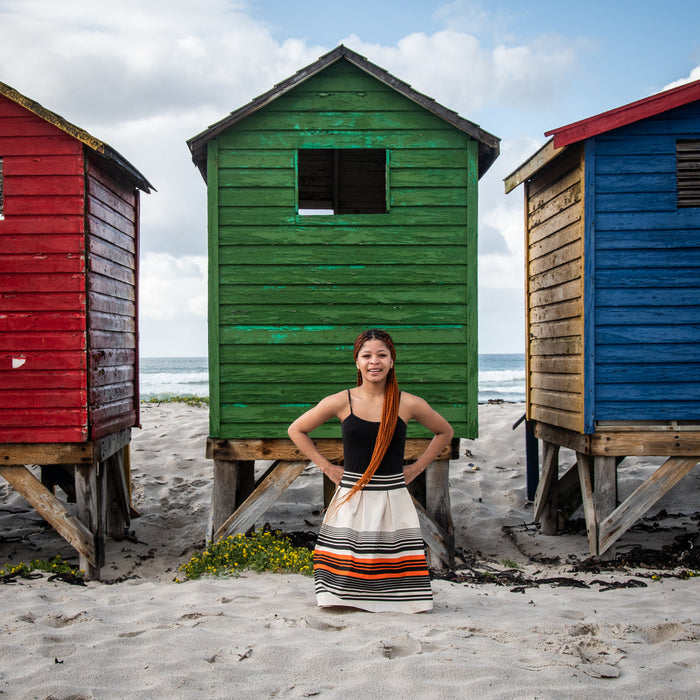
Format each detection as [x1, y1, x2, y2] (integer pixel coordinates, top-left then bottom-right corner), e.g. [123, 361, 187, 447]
[399, 391, 432, 418]
[316, 389, 351, 411]
[400, 390, 428, 407]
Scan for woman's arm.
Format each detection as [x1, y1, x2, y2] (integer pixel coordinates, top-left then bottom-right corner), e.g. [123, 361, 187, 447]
[401, 394, 454, 485]
[288, 393, 346, 485]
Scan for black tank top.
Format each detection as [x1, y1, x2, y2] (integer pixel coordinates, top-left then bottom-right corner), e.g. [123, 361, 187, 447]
[341, 389, 407, 476]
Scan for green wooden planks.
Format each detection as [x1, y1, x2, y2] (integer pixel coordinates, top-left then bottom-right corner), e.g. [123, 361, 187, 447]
[208, 59, 479, 439]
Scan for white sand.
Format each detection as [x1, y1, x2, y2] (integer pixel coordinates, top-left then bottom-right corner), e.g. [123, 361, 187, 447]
[1, 402, 698, 699]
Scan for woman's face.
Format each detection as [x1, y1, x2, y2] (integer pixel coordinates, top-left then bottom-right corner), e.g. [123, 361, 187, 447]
[356, 339, 393, 385]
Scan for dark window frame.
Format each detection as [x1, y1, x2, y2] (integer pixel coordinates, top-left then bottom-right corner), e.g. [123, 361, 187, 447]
[676, 139, 700, 208]
[297, 148, 388, 215]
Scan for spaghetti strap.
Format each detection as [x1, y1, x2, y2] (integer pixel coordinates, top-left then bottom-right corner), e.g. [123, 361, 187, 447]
[347, 389, 354, 415]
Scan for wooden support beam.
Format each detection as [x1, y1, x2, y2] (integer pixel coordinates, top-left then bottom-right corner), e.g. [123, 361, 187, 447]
[0, 465, 96, 569]
[93, 429, 131, 463]
[207, 437, 457, 462]
[105, 448, 130, 539]
[533, 440, 559, 530]
[0, 430, 131, 466]
[599, 456, 700, 556]
[576, 453, 597, 555]
[425, 460, 454, 568]
[214, 461, 308, 542]
[594, 456, 618, 559]
[2, 443, 93, 466]
[209, 459, 240, 542]
[75, 463, 105, 580]
[411, 496, 451, 569]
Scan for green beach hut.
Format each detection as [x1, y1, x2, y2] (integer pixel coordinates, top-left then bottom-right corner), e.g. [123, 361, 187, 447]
[188, 45, 500, 446]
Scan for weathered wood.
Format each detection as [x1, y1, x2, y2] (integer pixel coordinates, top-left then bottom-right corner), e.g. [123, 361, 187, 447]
[1, 442, 93, 466]
[599, 457, 700, 555]
[105, 448, 130, 538]
[214, 461, 308, 542]
[533, 422, 590, 454]
[576, 453, 598, 555]
[75, 463, 104, 579]
[533, 441, 559, 529]
[589, 430, 700, 456]
[411, 496, 451, 569]
[208, 459, 240, 542]
[594, 456, 618, 560]
[505, 138, 564, 193]
[425, 460, 453, 568]
[96, 428, 129, 463]
[0, 430, 130, 467]
[0, 464, 96, 568]
[206, 437, 456, 462]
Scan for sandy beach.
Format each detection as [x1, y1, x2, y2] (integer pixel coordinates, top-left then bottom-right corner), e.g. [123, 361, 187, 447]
[1, 401, 698, 699]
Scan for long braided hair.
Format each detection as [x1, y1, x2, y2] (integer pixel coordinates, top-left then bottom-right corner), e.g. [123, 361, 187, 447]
[333, 329, 400, 509]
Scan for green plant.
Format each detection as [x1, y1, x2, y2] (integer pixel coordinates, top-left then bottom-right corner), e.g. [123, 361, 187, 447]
[177, 530, 314, 581]
[141, 395, 209, 407]
[500, 558, 521, 570]
[0, 556, 84, 582]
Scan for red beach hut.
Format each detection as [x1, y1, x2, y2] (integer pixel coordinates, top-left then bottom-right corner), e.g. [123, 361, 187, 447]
[0, 80, 153, 578]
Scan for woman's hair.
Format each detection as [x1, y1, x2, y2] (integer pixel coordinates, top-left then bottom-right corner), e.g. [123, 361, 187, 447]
[334, 329, 400, 509]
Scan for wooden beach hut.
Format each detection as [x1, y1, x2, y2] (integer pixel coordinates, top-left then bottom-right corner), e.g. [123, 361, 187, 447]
[188, 45, 500, 566]
[0, 80, 153, 578]
[505, 79, 700, 556]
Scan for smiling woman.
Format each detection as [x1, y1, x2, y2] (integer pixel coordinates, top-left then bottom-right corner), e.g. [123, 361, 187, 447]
[287, 328, 453, 613]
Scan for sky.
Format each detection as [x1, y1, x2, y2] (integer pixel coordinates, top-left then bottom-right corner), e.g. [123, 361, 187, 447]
[1, 0, 699, 356]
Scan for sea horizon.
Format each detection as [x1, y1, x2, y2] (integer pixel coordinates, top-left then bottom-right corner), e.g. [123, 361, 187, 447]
[139, 354, 526, 404]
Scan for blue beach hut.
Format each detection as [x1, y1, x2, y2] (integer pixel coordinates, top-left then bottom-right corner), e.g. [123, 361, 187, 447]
[505, 79, 700, 556]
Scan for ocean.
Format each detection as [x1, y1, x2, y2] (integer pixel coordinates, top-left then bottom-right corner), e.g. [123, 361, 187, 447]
[139, 354, 526, 404]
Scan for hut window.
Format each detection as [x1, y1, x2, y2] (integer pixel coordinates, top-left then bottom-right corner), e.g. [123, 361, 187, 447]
[297, 149, 387, 215]
[676, 139, 700, 208]
[0, 157, 4, 220]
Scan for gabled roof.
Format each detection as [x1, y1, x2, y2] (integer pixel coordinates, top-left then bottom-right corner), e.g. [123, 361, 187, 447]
[0, 79, 154, 193]
[187, 44, 500, 180]
[545, 78, 700, 149]
[505, 78, 700, 193]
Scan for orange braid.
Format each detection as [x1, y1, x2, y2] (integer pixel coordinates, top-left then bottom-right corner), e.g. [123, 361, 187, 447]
[332, 329, 400, 511]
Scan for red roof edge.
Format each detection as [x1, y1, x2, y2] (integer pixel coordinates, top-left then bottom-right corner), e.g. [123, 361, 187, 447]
[545, 78, 700, 148]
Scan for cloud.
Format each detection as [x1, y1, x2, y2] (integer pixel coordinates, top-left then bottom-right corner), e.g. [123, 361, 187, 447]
[339, 29, 579, 118]
[664, 65, 700, 90]
[139, 253, 207, 321]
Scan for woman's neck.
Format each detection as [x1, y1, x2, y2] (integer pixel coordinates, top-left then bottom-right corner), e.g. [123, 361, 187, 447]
[356, 381, 386, 401]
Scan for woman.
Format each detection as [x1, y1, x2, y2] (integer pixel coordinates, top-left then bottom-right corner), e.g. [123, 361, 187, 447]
[288, 329, 453, 613]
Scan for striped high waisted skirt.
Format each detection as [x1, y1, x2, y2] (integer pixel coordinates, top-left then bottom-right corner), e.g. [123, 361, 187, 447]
[313, 469, 433, 613]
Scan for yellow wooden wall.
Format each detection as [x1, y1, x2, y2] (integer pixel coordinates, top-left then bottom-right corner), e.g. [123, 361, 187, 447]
[524, 144, 585, 432]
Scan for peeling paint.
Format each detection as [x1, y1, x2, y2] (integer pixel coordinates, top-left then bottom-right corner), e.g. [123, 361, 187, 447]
[12, 357, 26, 369]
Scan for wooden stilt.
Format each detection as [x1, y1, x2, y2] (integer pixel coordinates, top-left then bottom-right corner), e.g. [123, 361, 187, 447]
[412, 497, 451, 568]
[535, 441, 559, 534]
[209, 459, 240, 542]
[575, 453, 597, 555]
[594, 456, 617, 560]
[75, 462, 105, 580]
[105, 448, 131, 539]
[425, 460, 454, 568]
